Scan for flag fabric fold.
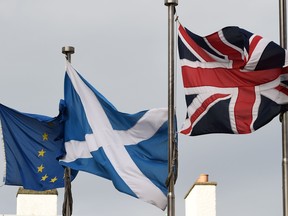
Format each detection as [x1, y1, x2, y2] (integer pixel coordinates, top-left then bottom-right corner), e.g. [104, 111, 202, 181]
[178, 23, 288, 136]
[0, 102, 77, 190]
[59, 62, 169, 210]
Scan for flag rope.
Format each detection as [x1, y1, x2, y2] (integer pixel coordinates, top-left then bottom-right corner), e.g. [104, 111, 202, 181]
[0, 119, 6, 187]
[62, 168, 73, 216]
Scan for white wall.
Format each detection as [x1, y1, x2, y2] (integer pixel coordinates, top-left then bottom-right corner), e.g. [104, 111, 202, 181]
[185, 174, 217, 216]
[16, 189, 57, 216]
[185, 184, 216, 216]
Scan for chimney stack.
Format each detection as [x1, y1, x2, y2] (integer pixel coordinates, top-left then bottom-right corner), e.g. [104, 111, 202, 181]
[16, 187, 58, 216]
[184, 174, 217, 216]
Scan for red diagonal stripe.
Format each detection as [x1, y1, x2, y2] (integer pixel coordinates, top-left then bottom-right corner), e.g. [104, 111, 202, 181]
[275, 85, 288, 96]
[180, 93, 230, 135]
[206, 31, 244, 68]
[247, 35, 262, 62]
[179, 24, 215, 62]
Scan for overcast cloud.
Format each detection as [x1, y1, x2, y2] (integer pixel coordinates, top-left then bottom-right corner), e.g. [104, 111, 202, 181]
[0, 1, 284, 216]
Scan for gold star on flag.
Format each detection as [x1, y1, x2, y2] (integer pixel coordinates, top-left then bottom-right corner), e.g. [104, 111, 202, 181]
[37, 164, 44, 173]
[41, 174, 48, 181]
[38, 149, 46, 157]
[50, 177, 57, 183]
[42, 132, 48, 141]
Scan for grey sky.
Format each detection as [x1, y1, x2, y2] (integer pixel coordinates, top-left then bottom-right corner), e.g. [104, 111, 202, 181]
[0, 0, 284, 216]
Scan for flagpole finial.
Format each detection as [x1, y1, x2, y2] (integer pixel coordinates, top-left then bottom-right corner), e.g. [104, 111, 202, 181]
[62, 46, 75, 55]
[164, 0, 178, 6]
[62, 46, 75, 63]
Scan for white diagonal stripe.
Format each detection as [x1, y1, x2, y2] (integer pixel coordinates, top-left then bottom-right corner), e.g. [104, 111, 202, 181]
[245, 36, 270, 71]
[63, 62, 167, 209]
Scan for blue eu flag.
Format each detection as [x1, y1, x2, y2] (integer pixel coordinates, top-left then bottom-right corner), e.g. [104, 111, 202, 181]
[0, 102, 77, 190]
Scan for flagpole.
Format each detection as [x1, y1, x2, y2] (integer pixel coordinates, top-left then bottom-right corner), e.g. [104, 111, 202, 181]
[279, 1, 288, 216]
[164, 1, 178, 216]
[61, 46, 75, 216]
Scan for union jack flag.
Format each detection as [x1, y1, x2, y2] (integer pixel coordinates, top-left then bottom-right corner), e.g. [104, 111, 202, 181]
[178, 23, 288, 136]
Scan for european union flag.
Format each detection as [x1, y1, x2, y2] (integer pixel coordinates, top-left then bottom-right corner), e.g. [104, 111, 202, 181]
[0, 102, 77, 190]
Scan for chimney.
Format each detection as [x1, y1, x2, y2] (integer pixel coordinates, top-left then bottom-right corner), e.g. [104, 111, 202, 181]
[184, 174, 217, 216]
[16, 187, 58, 216]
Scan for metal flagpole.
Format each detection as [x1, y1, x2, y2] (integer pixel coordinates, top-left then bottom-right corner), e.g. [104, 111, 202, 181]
[61, 46, 75, 216]
[279, 1, 288, 216]
[164, 1, 178, 216]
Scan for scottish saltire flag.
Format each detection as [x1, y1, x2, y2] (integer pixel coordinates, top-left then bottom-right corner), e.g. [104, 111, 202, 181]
[0, 102, 77, 190]
[178, 23, 288, 136]
[59, 62, 169, 210]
